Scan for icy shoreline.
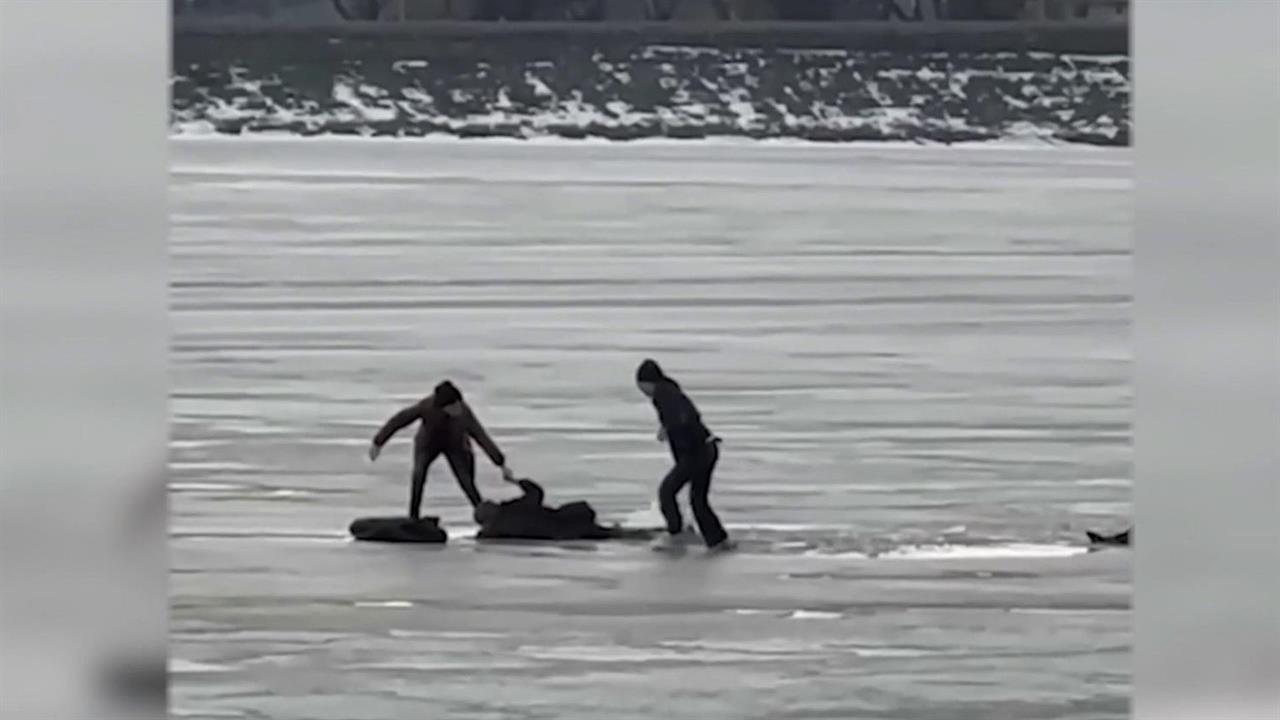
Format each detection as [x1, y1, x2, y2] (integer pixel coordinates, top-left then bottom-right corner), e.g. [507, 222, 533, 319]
[173, 41, 1130, 145]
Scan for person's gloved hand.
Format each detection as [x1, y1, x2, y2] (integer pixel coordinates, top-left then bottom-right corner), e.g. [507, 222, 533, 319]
[368, 443, 381, 462]
[501, 465, 517, 483]
[657, 427, 667, 443]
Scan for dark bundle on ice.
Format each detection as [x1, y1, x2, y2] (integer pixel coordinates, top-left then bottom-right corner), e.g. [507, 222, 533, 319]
[475, 478, 654, 541]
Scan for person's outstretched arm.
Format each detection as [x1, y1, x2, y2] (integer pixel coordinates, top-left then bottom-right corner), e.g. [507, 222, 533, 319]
[463, 404, 509, 471]
[369, 397, 427, 460]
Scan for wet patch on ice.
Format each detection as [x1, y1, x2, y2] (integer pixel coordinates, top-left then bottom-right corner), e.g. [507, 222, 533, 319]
[877, 542, 1087, 560]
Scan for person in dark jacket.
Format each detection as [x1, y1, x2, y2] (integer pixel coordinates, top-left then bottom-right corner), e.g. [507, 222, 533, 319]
[635, 358, 731, 552]
[368, 380, 514, 519]
[473, 476, 654, 541]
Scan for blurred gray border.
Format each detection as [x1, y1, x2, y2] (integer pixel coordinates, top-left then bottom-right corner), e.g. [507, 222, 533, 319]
[0, 2, 169, 718]
[1134, 1, 1280, 718]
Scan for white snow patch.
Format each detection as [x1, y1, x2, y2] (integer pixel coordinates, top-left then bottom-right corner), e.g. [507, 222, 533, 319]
[525, 72, 555, 98]
[789, 610, 842, 620]
[332, 81, 397, 122]
[392, 59, 429, 72]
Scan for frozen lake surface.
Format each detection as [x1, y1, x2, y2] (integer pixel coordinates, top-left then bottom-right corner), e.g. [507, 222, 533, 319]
[170, 137, 1132, 720]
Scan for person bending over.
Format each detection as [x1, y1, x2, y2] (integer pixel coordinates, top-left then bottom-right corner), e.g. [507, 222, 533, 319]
[368, 380, 514, 519]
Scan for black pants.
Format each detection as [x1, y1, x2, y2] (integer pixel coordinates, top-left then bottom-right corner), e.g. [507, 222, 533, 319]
[658, 442, 726, 547]
[409, 439, 480, 519]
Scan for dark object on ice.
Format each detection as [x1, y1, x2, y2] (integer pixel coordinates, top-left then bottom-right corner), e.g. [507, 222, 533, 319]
[1086, 527, 1131, 546]
[474, 479, 655, 542]
[350, 515, 449, 543]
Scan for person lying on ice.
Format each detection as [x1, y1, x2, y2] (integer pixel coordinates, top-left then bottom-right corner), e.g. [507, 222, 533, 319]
[473, 475, 654, 542]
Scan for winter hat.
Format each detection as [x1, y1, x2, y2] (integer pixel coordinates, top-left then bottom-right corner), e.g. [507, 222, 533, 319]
[636, 359, 668, 384]
[432, 380, 463, 408]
